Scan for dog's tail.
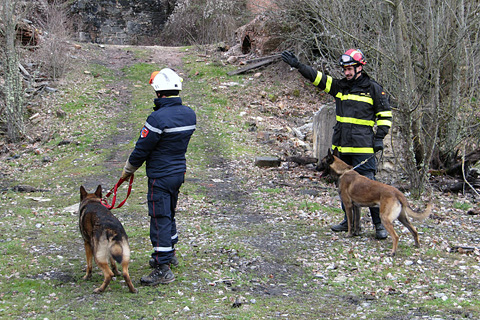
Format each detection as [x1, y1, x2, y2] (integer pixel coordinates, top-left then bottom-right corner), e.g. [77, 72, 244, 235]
[405, 203, 433, 221]
[110, 242, 124, 264]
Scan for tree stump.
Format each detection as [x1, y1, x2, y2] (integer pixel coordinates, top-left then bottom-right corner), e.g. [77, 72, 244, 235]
[313, 103, 336, 163]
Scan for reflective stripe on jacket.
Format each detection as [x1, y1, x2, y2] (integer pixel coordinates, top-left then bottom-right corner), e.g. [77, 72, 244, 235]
[298, 64, 392, 155]
[128, 97, 196, 178]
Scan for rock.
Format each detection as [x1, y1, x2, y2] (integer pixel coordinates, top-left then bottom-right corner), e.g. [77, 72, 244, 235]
[254, 156, 281, 167]
[63, 204, 79, 214]
[227, 56, 238, 64]
[467, 208, 479, 215]
[56, 108, 66, 118]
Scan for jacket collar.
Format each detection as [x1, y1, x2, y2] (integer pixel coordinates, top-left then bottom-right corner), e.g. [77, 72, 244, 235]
[339, 72, 370, 89]
[153, 96, 182, 111]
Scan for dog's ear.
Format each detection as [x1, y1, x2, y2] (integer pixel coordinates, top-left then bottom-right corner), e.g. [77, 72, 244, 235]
[95, 185, 102, 198]
[325, 149, 335, 164]
[80, 186, 87, 201]
[332, 148, 340, 158]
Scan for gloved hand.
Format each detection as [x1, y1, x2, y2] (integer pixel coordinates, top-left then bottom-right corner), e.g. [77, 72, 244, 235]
[281, 51, 300, 69]
[121, 160, 138, 180]
[373, 139, 384, 152]
[121, 170, 133, 181]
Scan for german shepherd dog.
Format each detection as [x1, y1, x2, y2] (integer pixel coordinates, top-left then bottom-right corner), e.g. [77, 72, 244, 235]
[79, 185, 137, 293]
[317, 149, 432, 256]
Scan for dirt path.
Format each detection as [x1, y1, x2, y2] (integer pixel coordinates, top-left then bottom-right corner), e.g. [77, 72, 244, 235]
[97, 45, 325, 296]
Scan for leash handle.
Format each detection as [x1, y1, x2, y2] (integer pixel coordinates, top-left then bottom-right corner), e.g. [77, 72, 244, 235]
[101, 174, 134, 209]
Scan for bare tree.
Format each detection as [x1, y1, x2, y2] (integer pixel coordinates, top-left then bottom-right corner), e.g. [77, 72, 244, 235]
[275, 0, 480, 197]
[0, 0, 25, 142]
[35, 0, 73, 81]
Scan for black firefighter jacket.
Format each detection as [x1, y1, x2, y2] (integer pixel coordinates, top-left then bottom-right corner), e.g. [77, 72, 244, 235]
[297, 64, 392, 155]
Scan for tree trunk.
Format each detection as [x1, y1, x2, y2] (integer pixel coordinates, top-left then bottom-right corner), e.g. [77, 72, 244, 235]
[393, 0, 426, 197]
[1, 0, 25, 142]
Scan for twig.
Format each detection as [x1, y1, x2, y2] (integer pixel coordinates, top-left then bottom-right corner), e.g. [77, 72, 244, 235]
[461, 143, 480, 198]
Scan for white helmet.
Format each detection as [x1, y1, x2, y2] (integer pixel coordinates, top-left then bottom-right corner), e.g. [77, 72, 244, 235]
[149, 68, 183, 91]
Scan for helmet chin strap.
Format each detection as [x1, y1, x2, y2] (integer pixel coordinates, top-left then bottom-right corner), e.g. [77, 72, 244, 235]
[348, 65, 362, 82]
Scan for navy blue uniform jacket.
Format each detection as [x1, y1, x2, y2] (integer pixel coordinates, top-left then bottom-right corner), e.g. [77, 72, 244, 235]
[128, 97, 196, 178]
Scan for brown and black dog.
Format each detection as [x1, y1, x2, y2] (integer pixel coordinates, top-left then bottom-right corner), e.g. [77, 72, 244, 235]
[79, 185, 137, 293]
[317, 149, 432, 256]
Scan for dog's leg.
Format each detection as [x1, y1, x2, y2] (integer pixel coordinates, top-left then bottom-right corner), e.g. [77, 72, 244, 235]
[344, 203, 354, 237]
[110, 257, 121, 276]
[83, 241, 93, 280]
[121, 260, 137, 293]
[380, 201, 400, 256]
[353, 205, 361, 236]
[398, 210, 420, 247]
[381, 219, 399, 256]
[94, 261, 114, 294]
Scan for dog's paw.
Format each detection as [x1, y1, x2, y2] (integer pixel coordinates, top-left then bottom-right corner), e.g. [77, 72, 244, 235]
[83, 274, 92, 280]
[93, 288, 104, 294]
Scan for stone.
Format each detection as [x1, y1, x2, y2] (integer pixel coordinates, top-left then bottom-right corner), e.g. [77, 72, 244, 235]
[254, 157, 281, 167]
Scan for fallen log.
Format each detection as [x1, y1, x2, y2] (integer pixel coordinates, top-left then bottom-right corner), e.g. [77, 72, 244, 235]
[446, 147, 480, 176]
[441, 180, 480, 193]
[12, 185, 50, 192]
[227, 56, 281, 76]
[450, 245, 479, 254]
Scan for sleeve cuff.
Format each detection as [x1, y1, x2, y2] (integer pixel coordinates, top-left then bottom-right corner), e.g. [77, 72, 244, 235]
[124, 160, 139, 175]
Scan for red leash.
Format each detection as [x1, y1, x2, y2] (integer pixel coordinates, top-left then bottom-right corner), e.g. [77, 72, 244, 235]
[101, 175, 134, 209]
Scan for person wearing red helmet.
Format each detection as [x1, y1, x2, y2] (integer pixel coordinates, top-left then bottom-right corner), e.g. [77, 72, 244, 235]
[282, 49, 392, 239]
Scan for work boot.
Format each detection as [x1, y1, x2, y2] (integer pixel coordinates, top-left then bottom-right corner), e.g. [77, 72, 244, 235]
[140, 264, 175, 286]
[374, 223, 388, 239]
[149, 253, 179, 268]
[331, 219, 348, 232]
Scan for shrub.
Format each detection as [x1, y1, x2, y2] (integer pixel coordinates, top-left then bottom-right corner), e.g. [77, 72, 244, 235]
[160, 0, 248, 46]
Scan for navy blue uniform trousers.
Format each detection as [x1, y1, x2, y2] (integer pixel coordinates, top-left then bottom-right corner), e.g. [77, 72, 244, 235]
[148, 174, 184, 265]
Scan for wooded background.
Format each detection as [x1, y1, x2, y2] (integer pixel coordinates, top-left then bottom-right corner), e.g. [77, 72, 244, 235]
[1, 0, 479, 196]
[273, 0, 480, 196]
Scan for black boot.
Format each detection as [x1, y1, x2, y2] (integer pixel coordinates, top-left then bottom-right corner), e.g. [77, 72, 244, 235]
[140, 264, 175, 286]
[331, 219, 349, 232]
[374, 223, 388, 239]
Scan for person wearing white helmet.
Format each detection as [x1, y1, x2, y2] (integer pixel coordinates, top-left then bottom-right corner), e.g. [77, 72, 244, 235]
[121, 68, 196, 285]
[150, 67, 183, 91]
[282, 49, 392, 240]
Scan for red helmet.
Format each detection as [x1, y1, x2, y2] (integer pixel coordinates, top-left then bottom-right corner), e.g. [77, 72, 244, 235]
[338, 49, 366, 66]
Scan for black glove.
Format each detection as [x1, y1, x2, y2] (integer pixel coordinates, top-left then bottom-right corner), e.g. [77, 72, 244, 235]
[281, 51, 300, 69]
[373, 139, 384, 152]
